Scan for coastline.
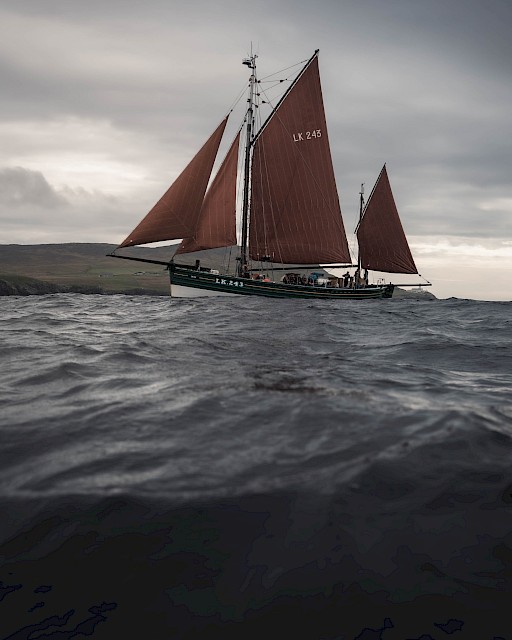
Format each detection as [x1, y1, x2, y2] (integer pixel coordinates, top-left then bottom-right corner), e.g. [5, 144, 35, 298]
[0, 274, 167, 297]
[0, 243, 436, 299]
[0, 274, 435, 299]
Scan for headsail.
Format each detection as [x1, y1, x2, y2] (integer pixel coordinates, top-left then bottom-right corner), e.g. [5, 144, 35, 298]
[118, 116, 229, 249]
[249, 54, 351, 265]
[176, 131, 240, 255]
[356, 165, 417, 274]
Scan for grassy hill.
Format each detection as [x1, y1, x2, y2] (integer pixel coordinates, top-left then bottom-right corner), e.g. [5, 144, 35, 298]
[0, 243, 240, 295]
[0, 243, 171, 294]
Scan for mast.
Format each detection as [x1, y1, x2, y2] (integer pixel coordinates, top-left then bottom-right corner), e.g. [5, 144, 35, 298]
[239, 53, 257, 277]
[357, 182, 364, 275]
[356, 182, 369, 285]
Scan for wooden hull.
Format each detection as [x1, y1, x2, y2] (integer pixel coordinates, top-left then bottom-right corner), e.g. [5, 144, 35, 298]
[169, 264, 394, 299]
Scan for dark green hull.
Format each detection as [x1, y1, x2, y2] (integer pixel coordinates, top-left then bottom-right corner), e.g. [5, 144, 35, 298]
[169, 264, 394, 299]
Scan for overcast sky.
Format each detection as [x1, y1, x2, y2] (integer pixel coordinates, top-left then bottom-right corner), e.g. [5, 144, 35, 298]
[1, 0, 511, 300]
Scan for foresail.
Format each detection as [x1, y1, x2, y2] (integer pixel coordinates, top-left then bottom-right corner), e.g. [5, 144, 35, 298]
[356, 165, 417, 274]
[249, 54, 351, 265]
[176, 131, 240, 255]
[118, 117, 228, 249]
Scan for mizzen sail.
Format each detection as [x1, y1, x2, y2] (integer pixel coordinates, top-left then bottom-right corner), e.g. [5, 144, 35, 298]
[356, 165, 417, 274]
[118, 117, 228, 248]
[249, 54, 351, 265]
[177, 131, 240, 255]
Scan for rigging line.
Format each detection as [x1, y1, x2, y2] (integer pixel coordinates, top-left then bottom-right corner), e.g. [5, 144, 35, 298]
[345, 198, 362, 265]
[347, 234, 359, 265]
[259, 77, 295, 83]
[258, 58, 309, 82]
[257, 82, 295, 111]
[258, 78, 296, 101]
[235, 121, 247, 244]
[250, 135, 267, 260]
[258, 137, 274, 262]
[224, 245, 234, 274]
[227, 81, 254, 114]
[258, 77, 296, 100]
[254, 77, 265, 132]
[254, 131, 286, 266]
[258, 79, 294, 87]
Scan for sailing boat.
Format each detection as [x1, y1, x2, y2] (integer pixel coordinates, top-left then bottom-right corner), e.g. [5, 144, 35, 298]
[110, 50, 429, 299]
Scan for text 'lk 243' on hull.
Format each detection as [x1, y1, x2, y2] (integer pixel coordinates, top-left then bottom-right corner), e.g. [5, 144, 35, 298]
[109, 50, 430, 299]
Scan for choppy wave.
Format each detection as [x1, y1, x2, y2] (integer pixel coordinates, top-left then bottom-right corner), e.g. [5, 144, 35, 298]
[1, 294, 511, 639]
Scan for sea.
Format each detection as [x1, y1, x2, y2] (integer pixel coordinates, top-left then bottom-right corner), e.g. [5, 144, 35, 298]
[0, 294, 511, 640]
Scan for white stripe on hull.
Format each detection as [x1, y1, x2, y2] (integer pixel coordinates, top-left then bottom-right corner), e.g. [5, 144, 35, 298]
[170, 283, 237, 298]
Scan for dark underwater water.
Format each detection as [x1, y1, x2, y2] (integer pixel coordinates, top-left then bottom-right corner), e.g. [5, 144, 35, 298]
[0, 294, 511, 639]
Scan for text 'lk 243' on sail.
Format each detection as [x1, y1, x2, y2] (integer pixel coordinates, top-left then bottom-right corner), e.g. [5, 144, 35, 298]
[109, 50, 431, 299]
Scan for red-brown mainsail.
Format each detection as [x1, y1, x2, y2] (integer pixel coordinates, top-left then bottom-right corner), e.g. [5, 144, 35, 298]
[356, 165, 417, 274]
[249, 56, 351, 265]
[118, 116, 229, 248]
[176, 131, 240, 255]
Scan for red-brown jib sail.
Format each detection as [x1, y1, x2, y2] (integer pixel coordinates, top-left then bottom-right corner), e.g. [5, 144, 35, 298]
[249, 54, 351, 265]
[177, 131, 240, 255]
[357, 165, 417, 274]
[118, 116, 229, 248]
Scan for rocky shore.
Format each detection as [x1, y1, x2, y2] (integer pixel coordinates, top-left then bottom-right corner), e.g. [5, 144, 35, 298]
[0, 275, 166, 296]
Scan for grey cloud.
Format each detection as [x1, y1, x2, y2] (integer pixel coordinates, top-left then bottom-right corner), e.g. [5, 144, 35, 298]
[0, 167, 135, 244]
[0, 167, 68, 208]
[0, 0, 511, 251]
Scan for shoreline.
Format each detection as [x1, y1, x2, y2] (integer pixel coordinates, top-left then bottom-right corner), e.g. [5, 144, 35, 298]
[0, 274, 435, 299]
[0, 275, 167, 297]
